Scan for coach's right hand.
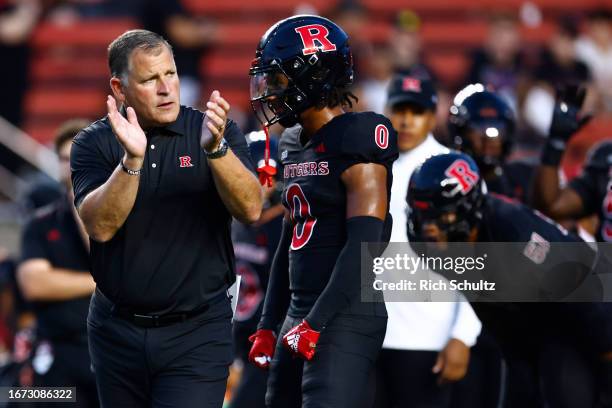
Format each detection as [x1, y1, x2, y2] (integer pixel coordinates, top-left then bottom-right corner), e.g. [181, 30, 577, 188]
[248, 329, 276, 369]
[107, 95, 147, 169]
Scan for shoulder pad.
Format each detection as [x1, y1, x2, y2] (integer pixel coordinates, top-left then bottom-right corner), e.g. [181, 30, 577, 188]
[336, 112, 398, 164]
[584, 140, 612, 171]
[279, 125, 302, 161]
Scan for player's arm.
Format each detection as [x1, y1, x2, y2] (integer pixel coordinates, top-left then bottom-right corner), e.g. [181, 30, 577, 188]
[530, 85, 590, 220]
[531, 167, 585, 220]
[305, 162, 388, 330]
[249, 213, 292, 369]
[17, 260, 95, 302]
[257, 213, 292, 331]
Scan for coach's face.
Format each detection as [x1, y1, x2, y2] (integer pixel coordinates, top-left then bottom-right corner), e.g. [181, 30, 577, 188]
[112, 45, 180, 129]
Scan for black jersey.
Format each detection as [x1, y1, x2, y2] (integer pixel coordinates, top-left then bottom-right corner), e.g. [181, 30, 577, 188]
[485, 161, 534, 203]
[569, 141, 612, 242]
[475, 195, 612, 354]
[279, 112, 398, 317]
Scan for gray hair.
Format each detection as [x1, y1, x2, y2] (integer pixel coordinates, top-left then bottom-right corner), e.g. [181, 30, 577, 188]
[108, 29, 173, 84]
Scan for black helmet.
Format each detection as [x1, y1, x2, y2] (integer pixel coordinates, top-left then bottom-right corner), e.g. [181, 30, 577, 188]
[448, 85, 515, 170]
[407, 152, 486, 242]
[249, 15, 353, 127]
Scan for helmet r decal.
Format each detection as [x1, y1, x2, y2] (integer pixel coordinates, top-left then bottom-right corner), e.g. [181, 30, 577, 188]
[294, 24, 337, 55]
[443, 159, 479, 197]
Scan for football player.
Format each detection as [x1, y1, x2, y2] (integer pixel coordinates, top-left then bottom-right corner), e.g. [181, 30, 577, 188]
[246, 15, 398, 408]
[532, 85, 611, 243]
[407, 152, 612, 407]
[449, 85, 533, 202]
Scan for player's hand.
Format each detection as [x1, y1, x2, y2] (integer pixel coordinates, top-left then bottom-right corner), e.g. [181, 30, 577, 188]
[549, 84, 591, 145]
[106, 96, 146, 168]
[248, 329, 276, 369]
[282, 320, 320, 361]
[432, 338, 470, 384]
[201, 90, 230, 153]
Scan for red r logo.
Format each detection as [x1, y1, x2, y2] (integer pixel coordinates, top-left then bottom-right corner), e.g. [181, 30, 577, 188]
[179, 156, 193, 168]
[443, 159, 479, 197]
[294, 24, 337, 55]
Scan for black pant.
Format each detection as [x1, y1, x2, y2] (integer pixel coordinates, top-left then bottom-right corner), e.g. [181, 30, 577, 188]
[33, 339, 99, 408]
[374, 349, 452, 408]
[87, 289, 233, 408]
[266, 313, 386, 408]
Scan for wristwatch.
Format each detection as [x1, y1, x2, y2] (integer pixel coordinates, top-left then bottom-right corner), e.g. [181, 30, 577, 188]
[121, 159, 142, 176]
[206, 138, 229, 159]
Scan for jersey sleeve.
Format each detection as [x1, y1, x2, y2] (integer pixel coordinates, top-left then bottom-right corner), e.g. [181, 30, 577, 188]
[20, 217, 48, 262]
[338, 113, 398, 170]
[70, 127, 117, 209]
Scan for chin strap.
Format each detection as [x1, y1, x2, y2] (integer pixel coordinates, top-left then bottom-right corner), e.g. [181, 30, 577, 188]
[257, 125, 277, 187]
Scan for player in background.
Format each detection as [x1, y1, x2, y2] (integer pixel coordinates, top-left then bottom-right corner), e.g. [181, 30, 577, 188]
[229, 136, 283, 408]
[449, 84, 533, 202]
[407, 152, 612, 407]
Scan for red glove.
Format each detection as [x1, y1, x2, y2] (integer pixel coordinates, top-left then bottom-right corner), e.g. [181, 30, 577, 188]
[282, 320, 320, 361]
[248, 329, 276, 369]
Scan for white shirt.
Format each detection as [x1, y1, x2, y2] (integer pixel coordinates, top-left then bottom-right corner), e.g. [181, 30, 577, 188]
[382, 134, 482, 350]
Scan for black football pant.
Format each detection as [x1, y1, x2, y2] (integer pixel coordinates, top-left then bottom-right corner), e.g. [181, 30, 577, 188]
[87, 289, 233, 408]
[374, 348, 452, 408]
[266, 313, 386, 408]
[33, 339, 99, 407]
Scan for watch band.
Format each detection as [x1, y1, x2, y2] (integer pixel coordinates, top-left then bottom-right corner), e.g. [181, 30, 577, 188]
[121, 159, 142, 176]
[206, 139, 229, 159]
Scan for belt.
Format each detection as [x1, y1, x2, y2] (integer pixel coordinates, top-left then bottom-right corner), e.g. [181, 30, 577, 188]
[105, 291, 227, 329]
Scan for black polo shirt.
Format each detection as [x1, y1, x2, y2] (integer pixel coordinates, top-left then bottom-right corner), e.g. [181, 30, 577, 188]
[70, 106, 254, 314]
[21, 195, 91, 341]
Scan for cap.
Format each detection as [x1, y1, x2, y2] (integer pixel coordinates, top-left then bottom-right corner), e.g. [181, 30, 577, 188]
[386, 75, 438, 110]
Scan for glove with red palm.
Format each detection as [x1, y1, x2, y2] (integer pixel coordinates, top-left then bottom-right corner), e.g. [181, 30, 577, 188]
[248, 329, 276, 369]
[282, 320, 320, 361]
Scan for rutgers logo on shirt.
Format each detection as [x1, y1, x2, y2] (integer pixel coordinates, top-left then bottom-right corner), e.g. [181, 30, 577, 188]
[179, 156, 194, 168]
[294, 24, 337, 56]
[442, 159, 479, 197]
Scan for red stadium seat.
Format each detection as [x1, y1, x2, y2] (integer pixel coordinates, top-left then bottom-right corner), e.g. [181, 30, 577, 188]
[31, 18, 138, 49]
[25, 89, 106, 118]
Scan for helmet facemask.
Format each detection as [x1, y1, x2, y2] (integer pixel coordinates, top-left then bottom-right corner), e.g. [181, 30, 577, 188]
[250, 59, 310, 128]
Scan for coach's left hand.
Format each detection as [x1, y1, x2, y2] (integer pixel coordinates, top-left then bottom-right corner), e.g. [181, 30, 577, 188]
[201, 90, 229, 152]
[282, 320, 320, 361]
[432, 338, 470, 384]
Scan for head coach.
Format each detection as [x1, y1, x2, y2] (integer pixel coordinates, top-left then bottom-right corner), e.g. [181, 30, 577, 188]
[69, 29, 262, 407]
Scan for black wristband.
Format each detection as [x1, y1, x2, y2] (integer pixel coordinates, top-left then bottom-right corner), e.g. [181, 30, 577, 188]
[121, 159, 142, 176]
[541, 138, 565, 166]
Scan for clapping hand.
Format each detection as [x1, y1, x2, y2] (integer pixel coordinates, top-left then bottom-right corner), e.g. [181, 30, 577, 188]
[106, 96, 147, 167]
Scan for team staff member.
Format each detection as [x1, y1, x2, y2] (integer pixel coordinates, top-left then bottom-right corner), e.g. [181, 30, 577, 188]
[18, 120, 98, 407]
[247, 15, 398, 408]
[70, 29, 262, 408]
[375, 75, 481, 408]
